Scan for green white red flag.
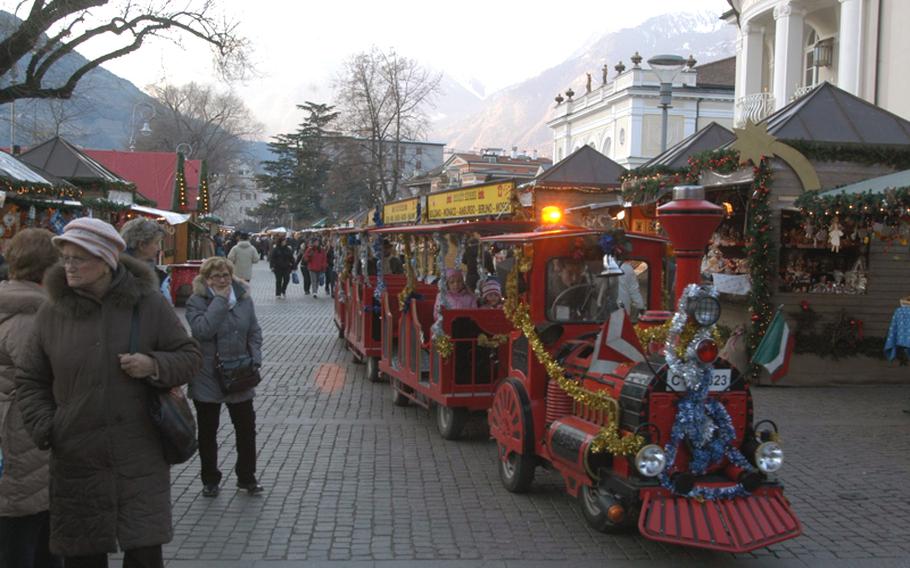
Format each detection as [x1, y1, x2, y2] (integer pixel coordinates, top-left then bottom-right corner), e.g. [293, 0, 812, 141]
[751, 308, 794, 383]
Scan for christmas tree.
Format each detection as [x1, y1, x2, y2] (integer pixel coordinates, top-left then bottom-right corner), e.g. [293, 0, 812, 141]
[197, 160, 210, 213]
[172, 152, 188, 211]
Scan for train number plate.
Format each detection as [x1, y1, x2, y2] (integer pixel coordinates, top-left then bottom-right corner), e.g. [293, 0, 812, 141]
[667, 369, 731, 392]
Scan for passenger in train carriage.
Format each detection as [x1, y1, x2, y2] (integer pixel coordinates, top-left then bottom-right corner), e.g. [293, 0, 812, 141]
[434, 268, 477, 318]
[479, 278, 504, 309]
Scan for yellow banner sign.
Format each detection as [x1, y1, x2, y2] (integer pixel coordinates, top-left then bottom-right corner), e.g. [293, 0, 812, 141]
[383, 198, 419, 225]
[427, 181, 514, 221]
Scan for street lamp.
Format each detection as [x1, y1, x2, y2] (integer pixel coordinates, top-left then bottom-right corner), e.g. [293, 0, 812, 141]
[128, 102, 155, 151]
[647, 54, 687, 153]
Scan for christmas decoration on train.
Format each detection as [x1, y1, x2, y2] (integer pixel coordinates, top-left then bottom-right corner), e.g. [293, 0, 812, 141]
[659, 285, 756, 500]
[502, 250, 643, 456]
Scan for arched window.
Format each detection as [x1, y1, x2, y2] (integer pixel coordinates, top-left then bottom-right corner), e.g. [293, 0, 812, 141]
[602, 137, 612, 156]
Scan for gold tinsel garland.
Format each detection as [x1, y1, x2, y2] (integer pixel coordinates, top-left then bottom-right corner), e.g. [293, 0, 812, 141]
[434, 334, 453, 359]
[635, 321, 725, 358]
[501, 252, 643, 456]
[477, 333, 509, 348]
[398, 236, 418, 310]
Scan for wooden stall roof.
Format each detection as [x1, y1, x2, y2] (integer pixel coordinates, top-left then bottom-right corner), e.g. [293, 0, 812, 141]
[762, 82, 910, 145]
[642, 122, 735, 169]
[17, 137, 133, 186]
[818, 168, 910, 197]
[0, 150, 57, 186]
[525, 145, 626, 190]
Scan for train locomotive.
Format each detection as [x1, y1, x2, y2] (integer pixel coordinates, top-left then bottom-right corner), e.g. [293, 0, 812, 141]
[486, 186, 801, 553]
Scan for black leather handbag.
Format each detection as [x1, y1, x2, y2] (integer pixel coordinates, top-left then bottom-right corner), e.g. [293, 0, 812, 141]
[214, 333, 261, 394]
[131, 305, 198, 465]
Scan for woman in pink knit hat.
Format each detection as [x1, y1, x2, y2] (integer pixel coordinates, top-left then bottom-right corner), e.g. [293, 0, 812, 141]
[16, 217, 202, 567]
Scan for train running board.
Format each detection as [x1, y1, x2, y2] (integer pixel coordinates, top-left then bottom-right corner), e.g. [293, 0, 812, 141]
[638, 486, 801, 553]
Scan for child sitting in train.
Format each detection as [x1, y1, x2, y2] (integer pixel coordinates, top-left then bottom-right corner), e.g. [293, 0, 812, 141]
[479, 279, 504, 309]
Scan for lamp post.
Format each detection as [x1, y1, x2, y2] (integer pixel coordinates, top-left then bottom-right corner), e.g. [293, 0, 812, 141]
[647, 54, 687, 153]
[128, 102, 155, 151]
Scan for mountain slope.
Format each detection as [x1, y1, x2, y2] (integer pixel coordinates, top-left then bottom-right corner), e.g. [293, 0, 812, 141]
[430, 11, 736, 156]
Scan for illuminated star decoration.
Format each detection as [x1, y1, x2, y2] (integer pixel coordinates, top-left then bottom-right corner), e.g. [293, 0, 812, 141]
[731, 121, 821, 191]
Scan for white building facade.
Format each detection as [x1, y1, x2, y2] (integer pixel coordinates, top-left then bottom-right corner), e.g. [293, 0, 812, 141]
[213, 162, 267, 229]
[731, 0, 910, 125]
[547, 59, 735, 170]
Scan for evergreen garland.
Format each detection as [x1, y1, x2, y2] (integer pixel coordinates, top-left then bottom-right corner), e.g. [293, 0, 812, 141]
[197, 160, 211, 214]
[81, 197, 132, 212]
[743, 159, 776, 363]
[795, 185, 910, 226]
[787, 140, 910, 171]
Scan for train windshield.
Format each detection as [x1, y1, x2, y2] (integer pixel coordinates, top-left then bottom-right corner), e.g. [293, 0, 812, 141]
[546, 257, 620, 323]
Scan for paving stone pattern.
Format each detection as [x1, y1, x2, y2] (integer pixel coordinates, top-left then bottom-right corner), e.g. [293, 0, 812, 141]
[164, 264, 910, 567]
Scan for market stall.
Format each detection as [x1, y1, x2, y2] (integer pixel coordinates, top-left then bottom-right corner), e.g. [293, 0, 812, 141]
[618, 83, 910, 384]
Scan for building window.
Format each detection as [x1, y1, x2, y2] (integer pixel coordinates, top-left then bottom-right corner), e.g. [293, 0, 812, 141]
[416, 147, 423, 155]
[619, 129, 626, 146]
[602, 137, 612, 155]
[415, 160, 422, 170]
[804, 28, 818, 88]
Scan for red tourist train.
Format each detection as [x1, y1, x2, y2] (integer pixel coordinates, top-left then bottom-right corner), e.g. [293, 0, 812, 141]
[332, 184, 800, 552]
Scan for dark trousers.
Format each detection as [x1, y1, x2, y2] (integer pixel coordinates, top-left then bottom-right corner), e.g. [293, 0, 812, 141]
[274, 270, 291, 296]
[63, 545, 161, 568]
[301, 265, 311, 294]
[0, 511, 62, 568]
[193, 399, 257, 486]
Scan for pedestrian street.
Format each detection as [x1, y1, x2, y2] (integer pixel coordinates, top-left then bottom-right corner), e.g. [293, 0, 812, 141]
[162, 262, 910, 568]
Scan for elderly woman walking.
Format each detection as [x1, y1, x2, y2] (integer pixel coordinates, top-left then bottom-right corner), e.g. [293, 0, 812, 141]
[16, 218, 202, 568]
[120, 217, 170, 298]
[185, 257, 264, 497]
[0, 229, 61, 568]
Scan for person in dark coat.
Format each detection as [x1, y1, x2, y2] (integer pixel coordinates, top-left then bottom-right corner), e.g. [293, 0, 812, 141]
[268, 235, 295, 298]
[185, 257, 264, 497]
[15, 218, 202, 567]
[0, 229, 62, 568]
[120, 217, 171, 303]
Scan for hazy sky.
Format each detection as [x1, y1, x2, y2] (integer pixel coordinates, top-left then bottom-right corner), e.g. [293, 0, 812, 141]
[77, 0, 726, 137]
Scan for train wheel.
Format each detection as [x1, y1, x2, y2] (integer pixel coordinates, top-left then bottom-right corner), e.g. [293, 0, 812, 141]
[578, 485, 627, 533]
[391, 380, 409, 407]
[366, 357, 381, 383]
[435, 405, 467, 440]
[490, 378, 535, 493]
[498, 444, 535, 493]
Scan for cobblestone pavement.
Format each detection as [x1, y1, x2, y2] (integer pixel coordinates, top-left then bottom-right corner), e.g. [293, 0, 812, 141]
[164, 264, 910, 567]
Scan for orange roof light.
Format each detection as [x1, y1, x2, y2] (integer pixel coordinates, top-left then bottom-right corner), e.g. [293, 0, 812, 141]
[541, 205, 562, 224]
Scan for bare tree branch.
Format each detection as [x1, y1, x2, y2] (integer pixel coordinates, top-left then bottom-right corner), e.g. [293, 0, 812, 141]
[0, 0, 250, 104]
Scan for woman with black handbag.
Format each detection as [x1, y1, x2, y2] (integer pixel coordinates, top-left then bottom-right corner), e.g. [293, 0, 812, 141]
[185, 257, 264, 497]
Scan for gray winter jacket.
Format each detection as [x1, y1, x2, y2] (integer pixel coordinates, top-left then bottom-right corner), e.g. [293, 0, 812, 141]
[185, 276, 263, 404]
[0, 280, 49, 517]
[227, 240, 258, 281]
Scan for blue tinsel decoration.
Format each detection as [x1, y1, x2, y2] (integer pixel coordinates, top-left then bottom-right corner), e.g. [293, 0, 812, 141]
[659, 367, 755, 500]
[599, 234, 615, 254]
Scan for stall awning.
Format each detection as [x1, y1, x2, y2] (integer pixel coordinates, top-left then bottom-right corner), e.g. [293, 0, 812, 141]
[818, 168, 910, 197]
[131, 204, 191, 225]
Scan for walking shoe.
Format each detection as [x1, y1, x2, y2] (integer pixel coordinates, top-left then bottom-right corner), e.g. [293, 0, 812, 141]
[313, 294, 317, 299]
[202, 484, 220, 497]
[237, 480, 264, 495]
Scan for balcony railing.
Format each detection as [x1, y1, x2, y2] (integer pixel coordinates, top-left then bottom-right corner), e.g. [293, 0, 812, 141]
[735, 92, 775, 126]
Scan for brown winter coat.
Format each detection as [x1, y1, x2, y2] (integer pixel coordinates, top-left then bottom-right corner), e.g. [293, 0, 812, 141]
[15, 255, 202, 556]
[0, 280, 50, 517]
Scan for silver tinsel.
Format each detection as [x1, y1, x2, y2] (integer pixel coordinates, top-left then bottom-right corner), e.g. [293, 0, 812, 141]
[431, 232, 449, 338]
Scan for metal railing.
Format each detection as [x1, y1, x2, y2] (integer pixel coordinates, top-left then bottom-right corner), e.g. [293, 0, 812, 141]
[735, 92, 775, 126]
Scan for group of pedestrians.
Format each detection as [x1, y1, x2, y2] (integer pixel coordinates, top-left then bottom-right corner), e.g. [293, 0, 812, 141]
[268, 233, 334, 299]
[0, 217, 265, 568]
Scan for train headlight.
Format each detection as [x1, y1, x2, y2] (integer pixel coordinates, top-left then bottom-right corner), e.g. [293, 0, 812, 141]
[635, 444, 667, 477]
[687, 294, 721, 327]
[755, 441, 784, 473]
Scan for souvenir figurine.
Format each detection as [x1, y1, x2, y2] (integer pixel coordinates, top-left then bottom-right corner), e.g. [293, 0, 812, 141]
[828, 217, 844, 252]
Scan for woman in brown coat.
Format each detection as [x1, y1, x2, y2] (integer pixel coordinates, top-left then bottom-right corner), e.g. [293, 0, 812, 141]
[0, 229, 61, 568]
[16, 218, 202, 568]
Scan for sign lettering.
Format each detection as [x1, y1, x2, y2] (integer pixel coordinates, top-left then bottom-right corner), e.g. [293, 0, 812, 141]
[427, 181, 515, 221]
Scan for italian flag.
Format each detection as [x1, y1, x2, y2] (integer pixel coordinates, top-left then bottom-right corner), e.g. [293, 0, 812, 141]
[751, 309, 794, 383]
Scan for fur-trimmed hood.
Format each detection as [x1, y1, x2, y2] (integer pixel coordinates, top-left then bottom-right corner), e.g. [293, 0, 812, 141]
[191, 274, 250, 300]
[0, 280, 46, 326]
[43, 253, 158, 318]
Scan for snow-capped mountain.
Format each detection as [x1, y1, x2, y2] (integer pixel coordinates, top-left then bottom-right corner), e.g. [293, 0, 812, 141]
[431, 10, 736, 156]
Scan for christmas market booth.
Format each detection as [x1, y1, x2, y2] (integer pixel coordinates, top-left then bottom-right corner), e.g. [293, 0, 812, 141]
[519, 145, 627, 226]
[17, 137, 148, 226]
[0, 150, 83, 243]
[619, 83, 910, 385]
